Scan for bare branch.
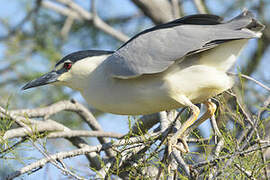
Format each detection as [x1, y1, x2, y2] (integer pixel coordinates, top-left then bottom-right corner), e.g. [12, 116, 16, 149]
[193, 0, 208, 14]
[3, 121, 63, 140]
[0, 138, 27, 157]
[6, 145, 101, 180]
[172, 149, 190, 177]
[94, 161, 113, 179]
[1, 107, 102, 170]
[131, 0, 174, 24]
[234, 164, 256, 180]
[11, 100, 104, 139]
[3, 126, 122, 140]
[42, 0, 129, 42]
[41, 1, 81, 20]
[193, 142, 270, 169]
[30, 141, 86, 180]
[228, 72, 270, 92]
[92, 16, 129, 42]
[56, 0, 92, 19]
[60, 16, 74, 38]
[171, 0, 181, 19]
[210, 116, 222, 144]
[160, 111, 169, 132]
[53, 0, 129, 42]
[131, 113, 160, 135]
[6, 131, 161, 179]
[47, 130, 122, 139]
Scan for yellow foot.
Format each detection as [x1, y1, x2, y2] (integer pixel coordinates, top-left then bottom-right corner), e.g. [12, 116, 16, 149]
[168, 136, 189, 153]
[168, 105, 200, 154]
[206, 99, 217, 117]
[167, 95, 201, 154]
[190, 99, 217, 130]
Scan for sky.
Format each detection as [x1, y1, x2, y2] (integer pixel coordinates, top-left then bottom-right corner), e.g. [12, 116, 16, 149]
[0, 0, 269, 179]
[0, 1, 136, 179]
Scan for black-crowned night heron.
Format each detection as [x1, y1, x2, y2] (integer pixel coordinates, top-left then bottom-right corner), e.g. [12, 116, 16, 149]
[22, 10, 264, 151]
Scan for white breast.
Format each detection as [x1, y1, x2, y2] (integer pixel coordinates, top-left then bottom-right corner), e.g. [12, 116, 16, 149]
[83, 65, 177, 115]
[81, 39, 248, 115]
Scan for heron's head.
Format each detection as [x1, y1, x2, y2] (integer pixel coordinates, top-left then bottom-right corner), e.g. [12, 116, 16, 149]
[22, 50, 113, 91]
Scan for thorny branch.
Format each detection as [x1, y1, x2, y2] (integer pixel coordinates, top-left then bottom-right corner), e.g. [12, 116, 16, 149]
[10, 99, 116, 158]
[0, 107, 103, 170]
[193, 0, 208, 14]
[2, 60, 269, 180]
[3, 93, 269, 179]
[5, 131, 161, 179]
[47, 0, 129, 42]
[1, 1, 270, 179]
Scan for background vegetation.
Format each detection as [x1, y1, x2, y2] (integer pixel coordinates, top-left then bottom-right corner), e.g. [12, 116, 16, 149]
[0, 0, 269, 179]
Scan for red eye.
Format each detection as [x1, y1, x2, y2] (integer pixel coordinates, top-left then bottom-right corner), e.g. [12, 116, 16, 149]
[64, 63, 72, 70]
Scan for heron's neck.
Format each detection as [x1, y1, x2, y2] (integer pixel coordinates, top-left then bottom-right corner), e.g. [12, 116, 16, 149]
[67, 55, 110, 91]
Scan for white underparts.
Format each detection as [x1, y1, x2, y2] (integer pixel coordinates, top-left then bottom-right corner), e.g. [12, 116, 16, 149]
[64, 39, 249, 115]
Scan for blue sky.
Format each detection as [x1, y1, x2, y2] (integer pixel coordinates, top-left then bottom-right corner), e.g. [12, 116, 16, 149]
[0, 0, 269, 179]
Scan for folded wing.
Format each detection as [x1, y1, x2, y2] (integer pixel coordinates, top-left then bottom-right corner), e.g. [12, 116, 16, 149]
[103, 10, 264, 79]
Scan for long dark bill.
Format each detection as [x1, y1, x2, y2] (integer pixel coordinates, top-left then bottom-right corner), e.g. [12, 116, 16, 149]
[22, 71, 60, 90]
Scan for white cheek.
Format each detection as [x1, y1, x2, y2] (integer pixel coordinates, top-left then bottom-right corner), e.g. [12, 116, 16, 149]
[57, 55, 109, 90]
[58, 72, 72, 82]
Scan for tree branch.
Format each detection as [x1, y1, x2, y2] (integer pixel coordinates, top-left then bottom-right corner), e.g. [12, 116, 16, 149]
[193, 0, 208, 14]
[131, 0, 174, 24]
[52, 0, 129, 42]
[6, 131, 161, 179]
[1, 107, 102, 170]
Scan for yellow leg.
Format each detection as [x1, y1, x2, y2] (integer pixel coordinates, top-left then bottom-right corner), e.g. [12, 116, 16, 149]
[168, 95, 200, 154]
[168, 97, 217, 154]
[188, 99, 217, 133]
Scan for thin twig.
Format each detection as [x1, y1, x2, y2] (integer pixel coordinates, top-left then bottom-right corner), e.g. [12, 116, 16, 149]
[11, 99, 115, 157]
[1, 107, 102, 170]
[160, 111, 169, 132]
[172, 149, 190, 177]
[6, 131, 161, 179]
[60, 15, 74, 38]
[55, 0, 129, 42]
[193, 142, 270, 169]
[3, 127, 122, 140]
[171, 0, 180, 19]
[131, 113, 160, 135]
[30, 140, 85, 180]
[234, 163, 256, 180]
[41, 1, 81, 20]
[228, 72, 270, 92]
[0, 138, 27, 158]
[193, 0, 207, 14]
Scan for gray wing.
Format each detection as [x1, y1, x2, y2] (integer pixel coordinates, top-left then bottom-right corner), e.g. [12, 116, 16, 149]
[103, 10, 264, 79]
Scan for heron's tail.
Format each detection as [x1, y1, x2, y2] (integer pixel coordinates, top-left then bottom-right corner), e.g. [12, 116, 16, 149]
[227, 9, 265, 37]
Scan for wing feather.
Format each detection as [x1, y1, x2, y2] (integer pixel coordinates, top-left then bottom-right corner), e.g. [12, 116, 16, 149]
[103, 10, 264, 79]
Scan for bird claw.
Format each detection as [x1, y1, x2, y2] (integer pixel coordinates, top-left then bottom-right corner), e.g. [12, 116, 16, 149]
[168, 136, 189, 154]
